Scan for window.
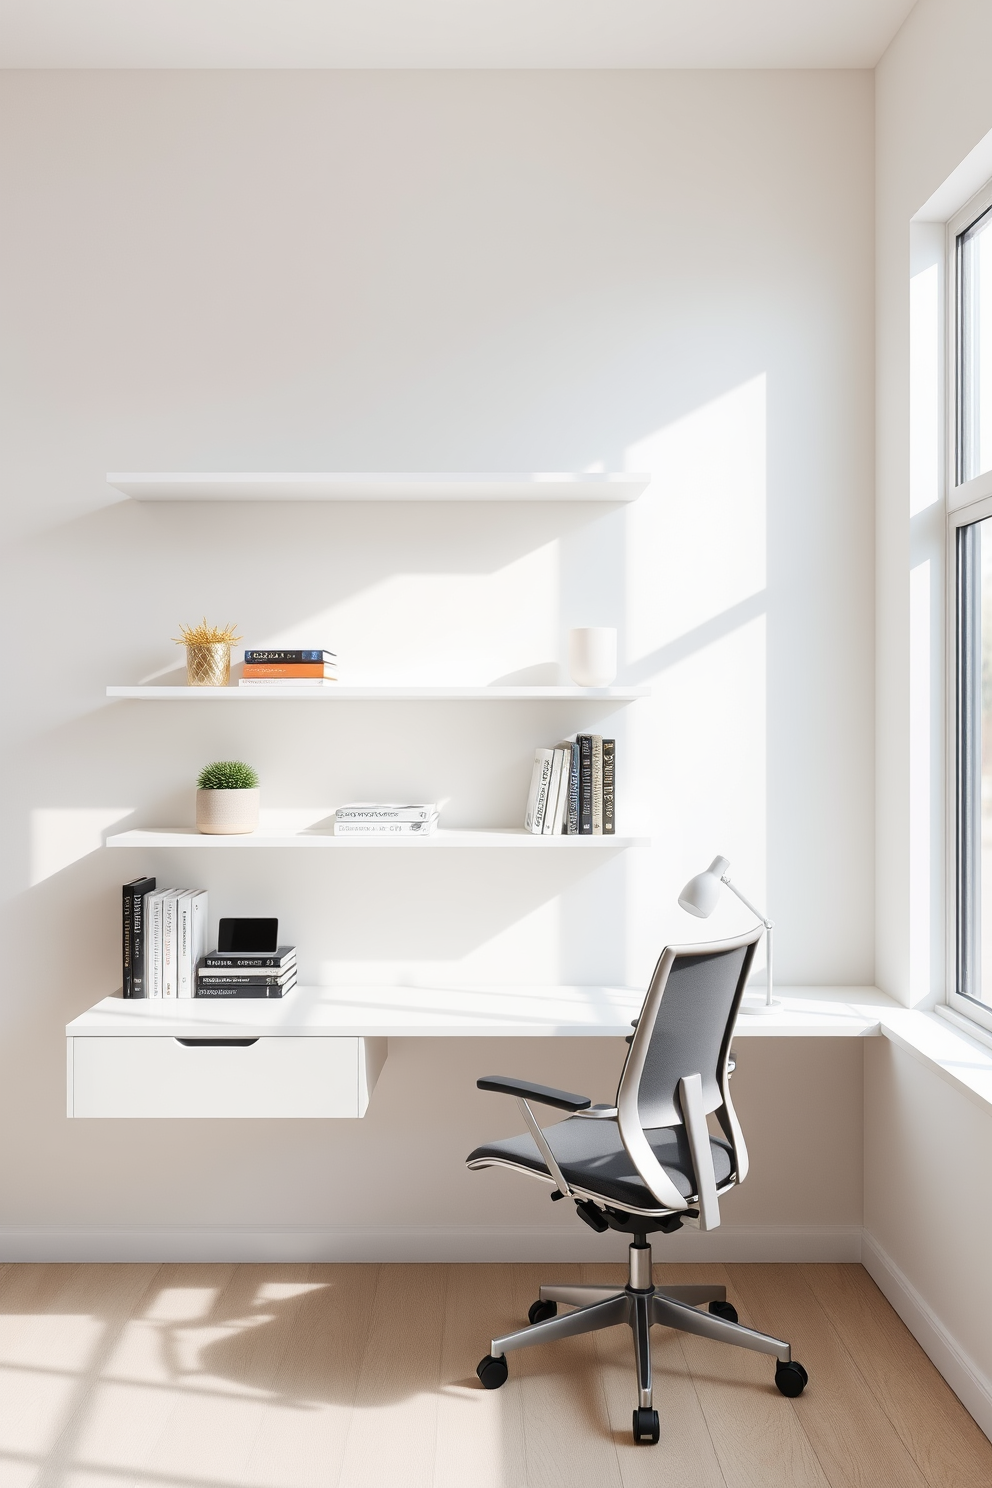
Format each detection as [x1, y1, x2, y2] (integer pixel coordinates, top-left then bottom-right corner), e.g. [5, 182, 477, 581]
[950, 182, 992, 1031]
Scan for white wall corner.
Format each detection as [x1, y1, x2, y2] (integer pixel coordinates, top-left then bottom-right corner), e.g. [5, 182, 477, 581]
[863, 1229, 992, 1443]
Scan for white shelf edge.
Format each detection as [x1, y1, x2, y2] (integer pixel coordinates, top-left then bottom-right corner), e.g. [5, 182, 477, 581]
[106, 684, 648, 701]
[105, 828, 648, 850]
[106, 471, 650, 503]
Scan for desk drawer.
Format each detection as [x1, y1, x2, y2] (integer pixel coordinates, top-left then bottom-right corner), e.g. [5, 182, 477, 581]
[68, 1036, 387, 1118]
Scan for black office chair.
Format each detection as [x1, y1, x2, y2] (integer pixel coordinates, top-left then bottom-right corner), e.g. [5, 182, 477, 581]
[466, 926, 808, 1444]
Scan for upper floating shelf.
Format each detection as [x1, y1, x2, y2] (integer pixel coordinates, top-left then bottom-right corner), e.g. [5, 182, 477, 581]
[106, 685, 647, 701]
[107, 472, 650, 503]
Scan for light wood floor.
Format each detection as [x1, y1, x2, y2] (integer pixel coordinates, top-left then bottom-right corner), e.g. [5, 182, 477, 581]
[1, 1260, 990, 1488]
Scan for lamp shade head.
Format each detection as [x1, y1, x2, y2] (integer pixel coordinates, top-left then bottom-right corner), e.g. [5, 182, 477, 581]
[678, 856, 731, 918]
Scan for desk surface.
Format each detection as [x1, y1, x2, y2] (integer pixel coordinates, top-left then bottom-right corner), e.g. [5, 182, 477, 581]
[66, 984, 900, 1040]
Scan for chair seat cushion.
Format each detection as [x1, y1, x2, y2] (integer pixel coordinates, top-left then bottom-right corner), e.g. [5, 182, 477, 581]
[467, 1117, 735, 1211]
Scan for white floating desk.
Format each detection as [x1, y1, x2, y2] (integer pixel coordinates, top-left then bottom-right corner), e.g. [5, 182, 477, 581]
[66, 984, 904, 1121]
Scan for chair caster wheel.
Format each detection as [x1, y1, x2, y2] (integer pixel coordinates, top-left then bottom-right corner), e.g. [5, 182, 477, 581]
[528, 1299, 557, 1325]
[632, 1407, 660, 1444]
[708, 1300, 739, 1323]
[775, 1360, 808, 1397]
[477, 1354, 509, 1390]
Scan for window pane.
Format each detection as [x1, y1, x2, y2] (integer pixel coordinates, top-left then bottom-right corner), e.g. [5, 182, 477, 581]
[956, 516, 992, 1003]
[958, 206, 992, 483]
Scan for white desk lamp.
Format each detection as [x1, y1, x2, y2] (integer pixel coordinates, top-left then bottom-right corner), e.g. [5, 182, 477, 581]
[678, 856, 779, 1015]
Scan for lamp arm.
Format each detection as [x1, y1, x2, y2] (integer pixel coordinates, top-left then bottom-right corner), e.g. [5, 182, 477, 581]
[721, 876, 773, 929]
[723, 876, 774, 1008]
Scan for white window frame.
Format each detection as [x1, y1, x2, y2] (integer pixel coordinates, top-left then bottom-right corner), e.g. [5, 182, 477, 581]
[946, 177, 992, 1035]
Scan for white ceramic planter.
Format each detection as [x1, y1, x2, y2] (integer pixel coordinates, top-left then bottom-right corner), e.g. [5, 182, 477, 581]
[196, 787, 260, 835]
[568, 627, 618, 688]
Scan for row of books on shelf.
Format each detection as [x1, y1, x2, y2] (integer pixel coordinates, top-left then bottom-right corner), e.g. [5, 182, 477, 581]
[122, 879, 296, 999]
[238, 648, 338, 688]
[525, 735, 615, 835]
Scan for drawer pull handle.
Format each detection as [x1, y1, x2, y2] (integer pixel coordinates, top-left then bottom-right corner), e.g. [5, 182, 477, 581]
[176, 1038, 260, 1048]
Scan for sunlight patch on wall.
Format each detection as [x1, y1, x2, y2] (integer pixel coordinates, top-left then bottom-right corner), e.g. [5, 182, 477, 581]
[624, 375, 766, 663]
[256, 542, 560, 686]
[30, 808, 133, 885]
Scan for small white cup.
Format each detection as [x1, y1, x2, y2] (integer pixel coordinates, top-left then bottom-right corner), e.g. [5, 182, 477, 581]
[568, 627, 617, 688]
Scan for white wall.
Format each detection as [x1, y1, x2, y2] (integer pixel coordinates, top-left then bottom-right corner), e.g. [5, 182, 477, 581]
[0, 70, 874, 1257]
[872, 0, 992, 1434]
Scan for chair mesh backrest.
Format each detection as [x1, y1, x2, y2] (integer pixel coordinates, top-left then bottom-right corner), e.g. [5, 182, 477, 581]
[621, 943, 753, 1130]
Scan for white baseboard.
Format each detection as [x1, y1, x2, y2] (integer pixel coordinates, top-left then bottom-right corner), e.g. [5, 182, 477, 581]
[0, 1223, 862, 1265]
[862, 1230, 992, 1444]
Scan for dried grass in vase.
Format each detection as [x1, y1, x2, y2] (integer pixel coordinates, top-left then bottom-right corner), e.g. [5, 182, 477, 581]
[174, 619, 242, 687]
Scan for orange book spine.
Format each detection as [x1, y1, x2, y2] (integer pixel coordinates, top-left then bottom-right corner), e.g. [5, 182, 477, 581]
[242, 663, 335, 678]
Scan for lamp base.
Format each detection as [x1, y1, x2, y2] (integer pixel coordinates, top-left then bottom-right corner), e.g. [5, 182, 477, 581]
[739, 995, 782, 1016]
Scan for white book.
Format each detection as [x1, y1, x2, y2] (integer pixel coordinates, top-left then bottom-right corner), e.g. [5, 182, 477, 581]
[334, 816, 438, 836]
[524, 748, 554, 833]
[335, 803, 436, 821]
[591, 735, 604, 835]
[177, 890, 208, 999]
[144, 889, 171, 1000]
[161, 889, 184, 999]
[542, 747, 567, 835]
[238, 678, 338, 688]
[551, 743, 572, 835]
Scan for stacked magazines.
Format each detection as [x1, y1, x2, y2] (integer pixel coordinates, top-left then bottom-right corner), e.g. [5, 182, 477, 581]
[334, 803, 438, 837]
[524, 736, 615, 836]
[196, 945, 297, 998]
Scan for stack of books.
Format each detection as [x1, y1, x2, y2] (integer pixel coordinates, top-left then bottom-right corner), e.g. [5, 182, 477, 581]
[524, 736, 615, 836]
[122, 878, 209, 998]
[195, 945, 297, 999]
[334, 803, 439, 837]
[239, 649, 337, 688]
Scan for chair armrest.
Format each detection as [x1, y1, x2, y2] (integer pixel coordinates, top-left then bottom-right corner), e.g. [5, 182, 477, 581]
[477, 1076, 592, 1112]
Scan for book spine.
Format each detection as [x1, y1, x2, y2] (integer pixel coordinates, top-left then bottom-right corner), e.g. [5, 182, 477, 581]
[551, 747, 570, 835]
[198, 972, 294, 985]
[190, 893, 208, 994]
[333, 821, 437, 835]
[122, 884, 134, 998]
[566, 742, 580, 835]
[602, 739, 615, 835]
[335, 808, 435, 821]
[577, 736, 593, 834]
[542, 748, 566, 835]
[591, 736, 604, 835]
[243, 650, 335, 663]
[131, 882, 152, 998]
[202, 954, 294, 969]
[162, 892, 178, 998]
[527, 749, 555, 833]
[146, 894, 163, 1000]
[242, 664, 337, 678]
[195, 982, 295, 998]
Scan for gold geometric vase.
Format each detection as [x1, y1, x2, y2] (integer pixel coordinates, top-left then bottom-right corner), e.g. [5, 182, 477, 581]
[186, 642, 231, 687]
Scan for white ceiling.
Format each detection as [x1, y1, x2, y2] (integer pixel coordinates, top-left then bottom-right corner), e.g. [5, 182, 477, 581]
[0, 0, 917, 70]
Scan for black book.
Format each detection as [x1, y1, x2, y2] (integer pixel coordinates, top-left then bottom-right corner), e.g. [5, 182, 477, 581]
[243, 649, 336, 664]
[122, 877, 155, 998]
[195, 976, 297, 999]
[197, 969, 295, 986]
[602, 739, 615, 835]
[577, 735, 594, 834]
[200, 946, 296, 970]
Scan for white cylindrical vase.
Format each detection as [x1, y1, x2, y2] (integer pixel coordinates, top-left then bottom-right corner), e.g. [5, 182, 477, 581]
[196, 787, 260, 835]
[568, 627, 617, 688]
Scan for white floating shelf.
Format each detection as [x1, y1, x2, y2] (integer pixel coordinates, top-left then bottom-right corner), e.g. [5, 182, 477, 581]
[107, 471, 650, 503]
[106, 685, 647, 701]
[105, 828, 647, 850]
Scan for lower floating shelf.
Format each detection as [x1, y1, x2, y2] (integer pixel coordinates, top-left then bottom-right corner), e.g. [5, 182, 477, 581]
[105, 828, 648, 850]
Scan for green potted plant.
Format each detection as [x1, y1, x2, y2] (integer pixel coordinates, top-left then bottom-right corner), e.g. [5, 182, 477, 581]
[195, 760, 260, 835]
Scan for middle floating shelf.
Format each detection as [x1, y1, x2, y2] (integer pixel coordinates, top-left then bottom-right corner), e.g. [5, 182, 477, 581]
[106, 828, 649, 850]
[106, 686, 648, 701]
